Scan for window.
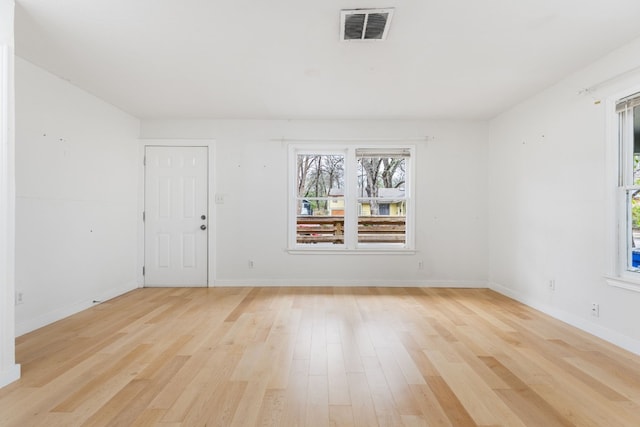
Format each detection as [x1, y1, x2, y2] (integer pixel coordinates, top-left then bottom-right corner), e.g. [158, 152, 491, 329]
[616, 93, 640, 273]
[290, 145, 414, 251]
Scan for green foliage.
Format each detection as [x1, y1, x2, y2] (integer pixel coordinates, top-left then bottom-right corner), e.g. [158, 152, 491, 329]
[634, 155, 640, 185]
[633, 202, 640, 229]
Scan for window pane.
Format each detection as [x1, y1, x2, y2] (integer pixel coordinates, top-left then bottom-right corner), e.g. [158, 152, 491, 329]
[295, 154, 345, 245]
[629, 190, 640, 270]
[356, 152, 407, 244]
[357, 155, 406, 200]
[634, 105, 640, 184]
[628, 106, 640, 270]
[297, 154, 344, 198]
[296, 198, 344, 244]
[357, 213, 406, 244]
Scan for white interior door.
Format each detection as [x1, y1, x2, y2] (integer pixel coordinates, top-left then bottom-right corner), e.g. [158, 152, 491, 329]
[144, 146, 208, 286]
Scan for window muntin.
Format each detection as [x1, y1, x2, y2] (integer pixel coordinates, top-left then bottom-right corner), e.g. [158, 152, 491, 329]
[291, 146, 413, 251]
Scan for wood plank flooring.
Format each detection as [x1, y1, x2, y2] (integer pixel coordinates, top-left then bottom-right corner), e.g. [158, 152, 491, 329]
[1, 287, 640, 426]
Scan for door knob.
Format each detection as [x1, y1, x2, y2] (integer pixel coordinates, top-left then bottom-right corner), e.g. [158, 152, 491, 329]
[200, 224, 207, 230]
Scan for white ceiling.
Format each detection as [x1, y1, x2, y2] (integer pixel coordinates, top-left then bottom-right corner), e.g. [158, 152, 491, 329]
[14, 0, 640, 120]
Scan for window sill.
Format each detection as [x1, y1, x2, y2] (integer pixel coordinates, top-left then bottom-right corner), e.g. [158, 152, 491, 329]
[604, 274, 640, 293]
[287, 248, 416, 255]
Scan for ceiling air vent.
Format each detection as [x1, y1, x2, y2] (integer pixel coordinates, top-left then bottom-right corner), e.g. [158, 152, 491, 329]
[340, 8, 394, 41]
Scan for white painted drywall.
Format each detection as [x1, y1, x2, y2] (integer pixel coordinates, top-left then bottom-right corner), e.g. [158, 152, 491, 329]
[14, 57, 140, 335]
[489, 35, 640, 354]
[141, 119, 489, 287]
[0, 0, 20, 388]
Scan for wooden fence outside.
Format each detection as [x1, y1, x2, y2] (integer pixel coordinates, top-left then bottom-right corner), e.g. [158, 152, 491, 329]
[297, 216, 405, 244]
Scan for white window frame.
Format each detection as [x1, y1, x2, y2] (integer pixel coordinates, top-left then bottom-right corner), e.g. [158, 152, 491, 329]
[288, 143, 415, 253]
[606, 87, 640, 291]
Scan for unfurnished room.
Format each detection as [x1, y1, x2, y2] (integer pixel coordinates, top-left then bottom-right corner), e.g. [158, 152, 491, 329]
[2, 0, 640, 426]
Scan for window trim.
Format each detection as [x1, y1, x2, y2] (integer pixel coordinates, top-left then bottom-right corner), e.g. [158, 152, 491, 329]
[288, 143, 416, 253]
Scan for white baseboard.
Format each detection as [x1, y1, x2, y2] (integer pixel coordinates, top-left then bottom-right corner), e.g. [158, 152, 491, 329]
[16, 281, 139, 337]
[489, 282, 640, 356]
[211, 279, 488, 288]
[0, 364, 20, 388]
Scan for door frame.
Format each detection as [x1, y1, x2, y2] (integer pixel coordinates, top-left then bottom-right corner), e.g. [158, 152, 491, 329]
[138, 139, 216, 287]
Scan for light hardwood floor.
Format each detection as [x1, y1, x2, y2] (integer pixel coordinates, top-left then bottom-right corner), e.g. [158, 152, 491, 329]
[1, 287, 640, 426]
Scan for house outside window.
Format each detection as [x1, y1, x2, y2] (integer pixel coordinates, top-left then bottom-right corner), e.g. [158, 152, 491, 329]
[289, 145, 414, 251]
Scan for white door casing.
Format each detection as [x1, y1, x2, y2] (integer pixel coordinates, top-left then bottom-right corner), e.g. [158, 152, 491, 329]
[144, 146, 208, 286]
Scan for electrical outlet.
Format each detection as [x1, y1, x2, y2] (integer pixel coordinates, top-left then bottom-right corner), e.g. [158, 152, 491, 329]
[15, 292, 24, 305]
[418, 261, 424, 270]
[591, 303, 599, 317]
[548, 279, 555, 291]
[248, 260, 254, 269]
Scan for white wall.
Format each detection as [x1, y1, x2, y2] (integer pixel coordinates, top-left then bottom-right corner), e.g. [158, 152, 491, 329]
[141, 119, 489, 286]
[14, 57, 140, 335]
[0, 0, 20, 388]
[489, 36, 640, 354]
